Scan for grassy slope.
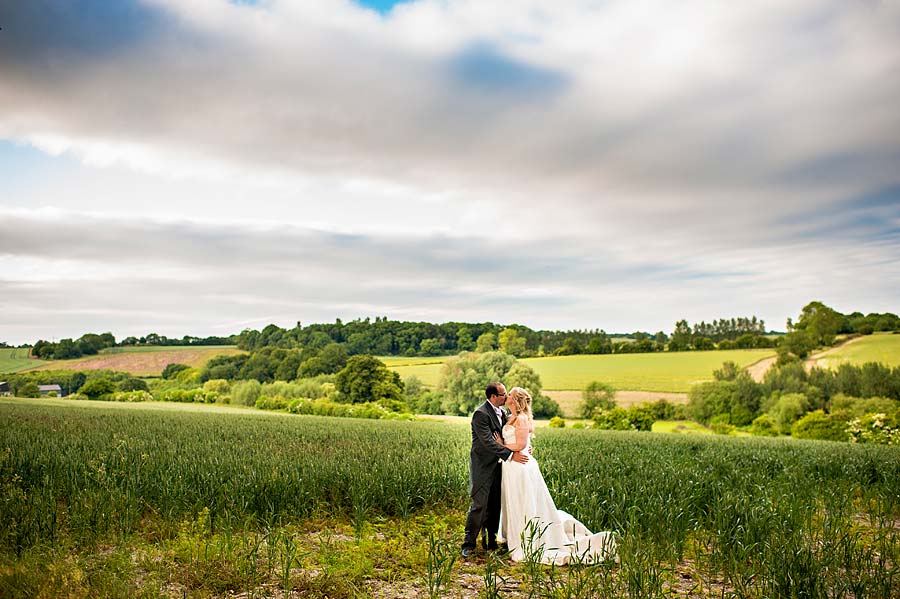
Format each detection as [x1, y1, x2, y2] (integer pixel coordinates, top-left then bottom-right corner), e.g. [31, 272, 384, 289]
[29, 345, 244, 376]
[811, 332, 900, 369]
[388, 349, 776, 392]
[0, 348, 47, 375]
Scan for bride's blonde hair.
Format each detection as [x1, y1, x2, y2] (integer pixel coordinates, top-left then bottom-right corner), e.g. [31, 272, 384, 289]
[507, 387, 533, 418]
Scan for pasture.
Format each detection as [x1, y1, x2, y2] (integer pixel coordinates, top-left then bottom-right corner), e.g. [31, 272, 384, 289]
[388, 349, 777, 392]
[1, 397, 898, 598]
[810, 332, 900, 369]
[0, 348, 46, 374]
[28, 345, 244, 376]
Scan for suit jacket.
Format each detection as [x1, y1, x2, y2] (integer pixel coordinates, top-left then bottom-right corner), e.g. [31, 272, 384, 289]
[469, 400, 513, 494]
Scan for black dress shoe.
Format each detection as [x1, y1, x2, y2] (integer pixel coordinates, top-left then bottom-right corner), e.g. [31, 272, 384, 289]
[461, 547, 474, 558]
[483, 538, 499, 552]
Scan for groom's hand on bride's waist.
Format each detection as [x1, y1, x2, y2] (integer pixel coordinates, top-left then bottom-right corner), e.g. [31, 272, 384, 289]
[511, 451, 529, 464]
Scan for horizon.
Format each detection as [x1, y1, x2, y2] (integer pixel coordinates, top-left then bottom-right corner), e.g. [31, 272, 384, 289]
[2, 1, 898, 346]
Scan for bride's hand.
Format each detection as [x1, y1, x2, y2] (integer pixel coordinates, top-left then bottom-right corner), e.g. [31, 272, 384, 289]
[493, 432, 503, 445]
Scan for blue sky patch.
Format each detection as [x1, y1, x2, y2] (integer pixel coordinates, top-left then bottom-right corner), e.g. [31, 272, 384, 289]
[355, 0, 415, 15]
[448, 42, 568, 97]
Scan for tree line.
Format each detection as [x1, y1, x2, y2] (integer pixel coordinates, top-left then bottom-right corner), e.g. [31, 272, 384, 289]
[21, 301, 900, 361]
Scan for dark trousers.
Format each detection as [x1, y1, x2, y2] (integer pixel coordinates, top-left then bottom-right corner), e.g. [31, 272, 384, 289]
[462, 467, 502, 550]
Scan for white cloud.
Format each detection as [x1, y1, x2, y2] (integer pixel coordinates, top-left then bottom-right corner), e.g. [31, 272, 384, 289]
[0, 0, 898, 342]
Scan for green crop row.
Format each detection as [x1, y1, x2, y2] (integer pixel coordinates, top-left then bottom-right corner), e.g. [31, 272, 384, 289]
[2, 398, 899, 597]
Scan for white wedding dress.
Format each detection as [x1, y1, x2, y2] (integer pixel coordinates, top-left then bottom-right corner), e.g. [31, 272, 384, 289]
[497, 423, 617, 565]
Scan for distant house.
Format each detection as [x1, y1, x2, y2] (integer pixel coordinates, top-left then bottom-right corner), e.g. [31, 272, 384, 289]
[0, 382, 9, 395]
[38, 384, 63, 397]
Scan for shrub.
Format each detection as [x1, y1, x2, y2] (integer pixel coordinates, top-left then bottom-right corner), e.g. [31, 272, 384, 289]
[750, 414, 779, 437]
[80, 378, 116, 399]
[847, 410, 900, 445]
[548, 416, 566, 428]
[231, 380, 262, 406]
[646, 399, 677, 420]
[710, 414, 735, 435]
[202, 379, 231, 395]
[162, 363, 191, 380]
[175, 368, 202, 385]
[110, 390, 153, 403]
[830, 394, 900, 417]
[571, 422, 585, 429]
[594, 406, 655, 432]
[791, 410, 849, 441]
[20, 382, 40, 398]
[256, 395, 290, 411]
[768, 393, 810, 434]
[581, 381, 616, 419]
[119, 377, 149, 392]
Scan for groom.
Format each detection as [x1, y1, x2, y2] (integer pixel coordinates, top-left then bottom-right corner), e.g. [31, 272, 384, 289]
[461, 381, 529, 558]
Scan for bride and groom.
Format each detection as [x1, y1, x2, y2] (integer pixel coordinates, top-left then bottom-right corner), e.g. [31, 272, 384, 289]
[461, 382, 617, 565]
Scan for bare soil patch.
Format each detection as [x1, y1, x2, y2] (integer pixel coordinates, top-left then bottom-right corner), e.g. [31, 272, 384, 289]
[31, 348, 243, 376]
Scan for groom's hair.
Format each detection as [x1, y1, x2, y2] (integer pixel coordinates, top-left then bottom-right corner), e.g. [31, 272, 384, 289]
[485, 382, 503, 400]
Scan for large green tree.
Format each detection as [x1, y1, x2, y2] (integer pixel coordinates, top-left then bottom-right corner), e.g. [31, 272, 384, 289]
[335, 355, 404, 404]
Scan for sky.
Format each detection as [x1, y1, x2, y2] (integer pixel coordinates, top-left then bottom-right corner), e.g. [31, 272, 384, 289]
[1, 0, 899, 345]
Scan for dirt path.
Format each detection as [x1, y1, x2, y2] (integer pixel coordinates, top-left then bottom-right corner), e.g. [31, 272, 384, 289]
[746, 356, 777, 382]
[745, 335, 865, 381]
[803, 335, 865, 371]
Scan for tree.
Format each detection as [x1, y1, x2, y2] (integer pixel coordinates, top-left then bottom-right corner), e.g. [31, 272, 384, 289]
[475, 332, 497, 353]
[80, 378, 116, 399]
[581, 381, 616, 419]
[506, 362, 560, 418]
[669, 320, 692, 351]
[162, 363, 190, 380]
[713, 361, 740, 381]
[498, 328, 527, 357]
[20, 382, 40, 398]
[335, 355, 404, 404]
[768, 393, 810, 434]
[586, 333, 612, 354]
[793, 301, 843, 346]
[119, 377, 149, 392]
[419, 338, 444, 356]
[456, 327, 475, 351]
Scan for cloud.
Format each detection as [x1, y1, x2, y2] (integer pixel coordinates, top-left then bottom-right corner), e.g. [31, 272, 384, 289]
[1, 1, 899, 341]
[1, 207, 899, 344]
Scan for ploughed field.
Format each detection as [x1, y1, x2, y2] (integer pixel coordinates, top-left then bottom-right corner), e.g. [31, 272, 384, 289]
[26, 345, 244, 376]
[386, 349, 776, 392]
[2, 398, 898, 598]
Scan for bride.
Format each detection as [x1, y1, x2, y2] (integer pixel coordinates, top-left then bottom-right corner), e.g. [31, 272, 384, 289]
[494, 387, 617, 565]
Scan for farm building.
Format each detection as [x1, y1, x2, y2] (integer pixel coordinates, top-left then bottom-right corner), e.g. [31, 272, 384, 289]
[0, 381, 9, 395]
[38, 384, 63, 397]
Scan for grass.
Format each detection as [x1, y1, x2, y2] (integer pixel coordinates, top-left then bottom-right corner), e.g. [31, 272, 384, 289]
[2, 398, 898, 598]
[652, 420, 714, 434]
[812, 332, 900, 369]
[389, 349, 777, 392]
[0, 348, 46, 375]
[28, 345, 244, 376]
[376, 355, 448, 367]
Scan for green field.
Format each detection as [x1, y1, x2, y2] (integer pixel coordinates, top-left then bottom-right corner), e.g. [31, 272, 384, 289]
[1, 398, 897, 598]
[0, 347, 46, 374]
[389, 349, 776, 392]
[813, 333, 900, 369]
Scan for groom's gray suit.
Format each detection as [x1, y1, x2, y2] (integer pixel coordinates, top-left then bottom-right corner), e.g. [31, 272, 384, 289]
[462, 400, 513, 551]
